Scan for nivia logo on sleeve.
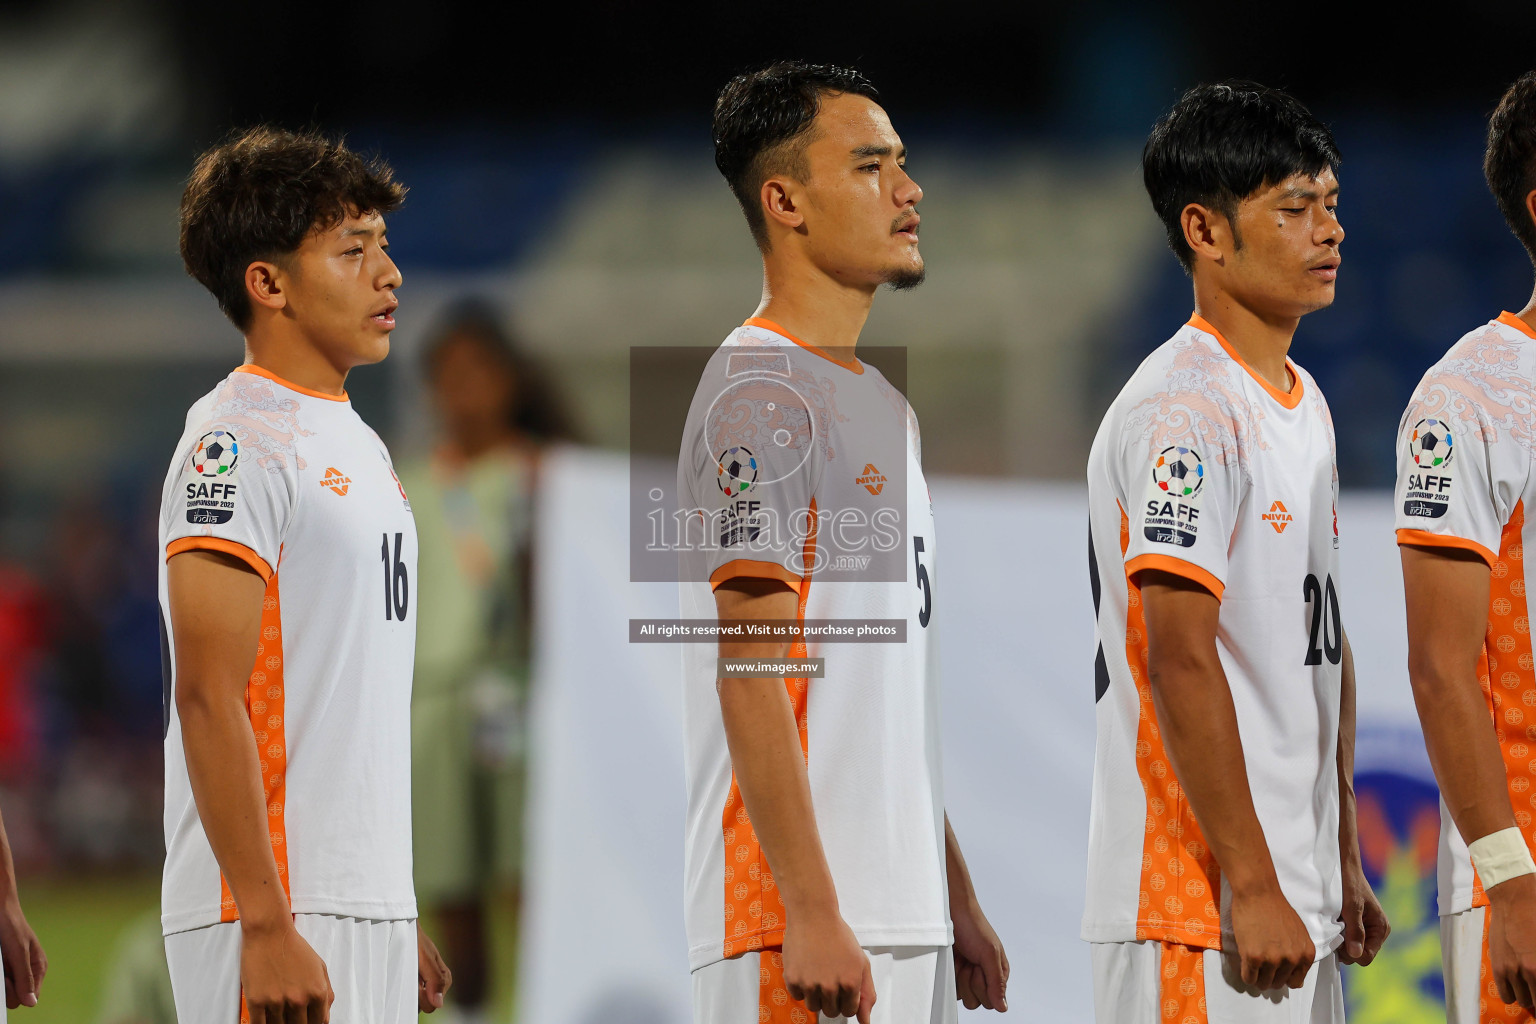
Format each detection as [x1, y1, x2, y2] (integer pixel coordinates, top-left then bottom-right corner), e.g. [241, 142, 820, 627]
[1143, 445, 1204, 547]
[1403, 418, 1453, 518]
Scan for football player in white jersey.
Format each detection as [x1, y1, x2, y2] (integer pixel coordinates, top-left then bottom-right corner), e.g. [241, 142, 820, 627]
[160, 128, 450, 1023]
[1397, 72, 1536, 1022]
[1084, 83, 1387, 1023]
[679, 62, 1007, 1024]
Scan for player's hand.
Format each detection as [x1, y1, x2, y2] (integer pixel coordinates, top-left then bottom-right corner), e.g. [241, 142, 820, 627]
[417, 924, 452, 1012]
[238, 918, 334, 1024]
[1230, 885, 1315, 990]
[1337, 851, 1390, 966]
[951, 894, 1008, 1011]
[0, 892, 46, 1009]
[782, 908, 875, 1023]
[1487, 872, 1536, 1011]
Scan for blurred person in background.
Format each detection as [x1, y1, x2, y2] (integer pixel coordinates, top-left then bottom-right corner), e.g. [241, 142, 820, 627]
[397, 301, 573, 1023]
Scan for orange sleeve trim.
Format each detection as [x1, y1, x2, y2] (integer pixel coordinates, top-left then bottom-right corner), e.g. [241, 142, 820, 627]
[165, 537, 274, 581]
[234, 363, 349, 402]
[1396, 528, 1496, 568]
[1187, 314, 1305, 409]
[742, 317, 864, 374]
[1126, 552, 1225, 601]
[1498, 311, 1536, 341]
[709, 558, 805, 594]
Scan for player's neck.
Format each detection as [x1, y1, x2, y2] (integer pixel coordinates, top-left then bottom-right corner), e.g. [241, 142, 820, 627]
[1191, 287, 1297, 394]
[754, 256, 874, 358]
[243, 324, 349, 397]
[1516, 282, 1536, 335]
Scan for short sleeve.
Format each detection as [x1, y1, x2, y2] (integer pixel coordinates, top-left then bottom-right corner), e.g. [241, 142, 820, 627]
[682, 355, 822, 593]
[1394, 385, 1526, 567]
[1121, 407, 1244, 601]
[163, 422, 298, 581]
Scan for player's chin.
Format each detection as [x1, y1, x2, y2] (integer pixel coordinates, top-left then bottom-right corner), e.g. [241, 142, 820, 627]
[351, 333, 392, 365]
[884, 256, 926, 292]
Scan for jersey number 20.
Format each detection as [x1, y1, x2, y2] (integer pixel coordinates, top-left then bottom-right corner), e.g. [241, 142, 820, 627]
[1303, 572, 1341, 666]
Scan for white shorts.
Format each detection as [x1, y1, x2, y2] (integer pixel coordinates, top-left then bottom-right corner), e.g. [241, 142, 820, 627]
[1091, 940, 1343, 1024]
[692, 946, 958, 1024]
[164, 914, 416, 1023]
[1442, 905, 1536, 1023]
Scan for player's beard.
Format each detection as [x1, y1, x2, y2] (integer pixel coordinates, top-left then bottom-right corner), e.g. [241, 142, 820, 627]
[885, 261, 926, 291]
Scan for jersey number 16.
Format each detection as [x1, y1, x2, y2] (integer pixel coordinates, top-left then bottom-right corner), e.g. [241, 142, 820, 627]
[381, 532, 410, 621]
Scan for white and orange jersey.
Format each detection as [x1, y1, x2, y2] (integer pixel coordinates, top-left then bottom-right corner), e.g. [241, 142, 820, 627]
[1393, 311, 1536, 917]
[1084, 316, 1344, 957]
[156, 365, 418, 935]
[676, 319, 950, 972]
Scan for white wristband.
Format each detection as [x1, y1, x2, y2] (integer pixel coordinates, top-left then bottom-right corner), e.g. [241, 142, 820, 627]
[1470, 827, 1536, 890]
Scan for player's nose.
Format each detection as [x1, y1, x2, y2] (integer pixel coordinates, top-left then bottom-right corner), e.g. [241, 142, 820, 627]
[896, 169, 922, 207]
[380, 251, 403, 290]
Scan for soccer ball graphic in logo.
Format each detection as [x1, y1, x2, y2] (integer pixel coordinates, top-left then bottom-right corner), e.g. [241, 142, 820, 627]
[192, 429, 239, 478]
[1409, 418, 1453, 469]
[717, 446, 757, 496]
[1152, 445, 1204, 497]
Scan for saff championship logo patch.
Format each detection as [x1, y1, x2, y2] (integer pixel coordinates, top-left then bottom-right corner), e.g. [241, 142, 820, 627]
[1403, 418, 1453, 518]
[717, 446, 757, 496]
[191, 430, 239, 479]
[185, 429, 239, 525]
[1144, 445, 1204, 548]
[1152, 445, 1203, 497]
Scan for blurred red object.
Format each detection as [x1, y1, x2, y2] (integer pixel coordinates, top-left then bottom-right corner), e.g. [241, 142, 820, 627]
[0, 565, 45, 777]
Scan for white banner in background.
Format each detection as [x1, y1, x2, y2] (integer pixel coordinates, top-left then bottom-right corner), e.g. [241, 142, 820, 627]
[517, 448, 1418, 1023]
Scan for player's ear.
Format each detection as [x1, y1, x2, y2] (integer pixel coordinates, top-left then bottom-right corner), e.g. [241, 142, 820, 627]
[760, 176, 805, 234]
[1524, 188, 1536, 242]
[245, 259, 287, 314]
[1180, 202, 1232, 265]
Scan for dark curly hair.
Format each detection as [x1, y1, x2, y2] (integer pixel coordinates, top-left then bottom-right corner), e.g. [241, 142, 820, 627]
[1143, 81, 1340, 273]
[1487, 72, 1536, 266]
[713, 61, 879, 250]
[179, 126, 406, 330]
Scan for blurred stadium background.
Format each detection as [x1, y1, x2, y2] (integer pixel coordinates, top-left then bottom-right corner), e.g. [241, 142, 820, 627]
[3, 1, 1536, 1020]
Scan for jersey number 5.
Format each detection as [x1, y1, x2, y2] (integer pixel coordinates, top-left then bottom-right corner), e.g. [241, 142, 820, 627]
[914, 536, 932, 628]
[1303, 572, 1341, 666]
[381, 532, 409, 621]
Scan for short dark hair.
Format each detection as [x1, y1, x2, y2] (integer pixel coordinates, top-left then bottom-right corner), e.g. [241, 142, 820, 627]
[1486, 72, 1536, 266]
[713, 61, 879, 250]
[422, 298, 578, 443]
[179, 127, 406, 330]
[1143, 81, 1341, 272]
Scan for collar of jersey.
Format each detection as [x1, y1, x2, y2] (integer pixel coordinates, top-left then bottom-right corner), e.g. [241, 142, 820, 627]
[234, 363, 350, 402]
[1498, 311, 1536, 340]
[1186, 315, 1304, 409]
[742, 317, 863, 374]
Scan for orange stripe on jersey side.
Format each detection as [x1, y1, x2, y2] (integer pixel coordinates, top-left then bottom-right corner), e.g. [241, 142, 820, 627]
[219, 563, 291, 924]
[1159, 942, 1209, 1024]
[1471, 502, 1536, 915]
[721, 500, 817, 959]
[758, 949, 814, 1023]
[1121, 506, 1223, 949]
